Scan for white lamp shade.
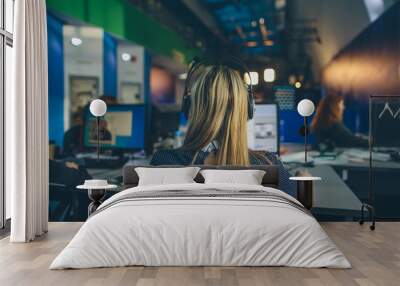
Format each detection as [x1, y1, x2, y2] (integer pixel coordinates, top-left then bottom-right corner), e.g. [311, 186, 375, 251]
[297, 99, 315, 117]
[89, 99, 107, 117]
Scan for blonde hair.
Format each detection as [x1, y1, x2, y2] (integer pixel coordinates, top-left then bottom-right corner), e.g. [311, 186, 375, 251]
[183, 65, 250, 165]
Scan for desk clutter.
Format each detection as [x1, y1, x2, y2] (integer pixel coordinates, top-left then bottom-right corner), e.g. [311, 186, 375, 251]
[281, 148, 396, 166]
[282, 144, 400, 227]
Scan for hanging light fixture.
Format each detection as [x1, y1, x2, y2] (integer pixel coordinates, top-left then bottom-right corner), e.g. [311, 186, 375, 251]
[244, 72, 259, 85]
[263, 68, 275, 82]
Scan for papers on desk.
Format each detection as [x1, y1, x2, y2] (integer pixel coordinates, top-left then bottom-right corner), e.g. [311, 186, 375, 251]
[76, 153, 120, 160]
[313, 156, 340, 165]
[281, 151, 333, 165]
[281, 151, 306, 163]
[281, 149, 391, 165]
[344, 149, 391, 162]
[371, 152, 391, 162]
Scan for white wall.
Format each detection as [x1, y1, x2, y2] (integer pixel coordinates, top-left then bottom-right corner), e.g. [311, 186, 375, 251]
[63, 26, 104, 130]
[117, 45, 145, 104]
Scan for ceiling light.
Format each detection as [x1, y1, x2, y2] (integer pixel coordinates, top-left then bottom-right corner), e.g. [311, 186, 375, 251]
[251, 20, 257, 27]
[246, 41, 258, 47]
[259, 18, 265, 25]
[264, 68, 275, 82]
[263, 40, 274, 46]
[121, 52, 132, 62]
[288, 75, 296, 85]
[244, 72, 259, 86]
[178, 73, 187, 80]
[275, 0, 286, 9]
[70, 37, 82, 47]
[294, 81, 302, 89]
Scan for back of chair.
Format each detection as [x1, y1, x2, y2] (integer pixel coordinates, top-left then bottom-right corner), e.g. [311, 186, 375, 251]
[123, 165, 279, 189]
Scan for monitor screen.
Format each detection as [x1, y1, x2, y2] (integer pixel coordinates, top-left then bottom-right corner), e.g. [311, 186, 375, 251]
[83, 104, 145, 150]
[371, 99, 400, 147]
[150, 67, 176, 104]
[247, 104, 279, 153]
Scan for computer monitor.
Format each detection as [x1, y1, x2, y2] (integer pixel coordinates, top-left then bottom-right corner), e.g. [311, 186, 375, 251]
[150, 106, 181, 139]
[371, 98, 400, 147]
[247, 104, 279, 153]
[83, 104, 145, 150]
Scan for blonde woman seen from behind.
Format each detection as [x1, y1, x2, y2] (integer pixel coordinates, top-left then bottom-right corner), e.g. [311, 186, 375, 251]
[151, 64, 295, 195]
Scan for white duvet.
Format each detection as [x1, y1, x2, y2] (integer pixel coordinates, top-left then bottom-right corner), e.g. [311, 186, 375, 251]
[50, 183, 351, 269]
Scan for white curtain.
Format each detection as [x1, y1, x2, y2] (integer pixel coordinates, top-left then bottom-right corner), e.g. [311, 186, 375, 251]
[8, 0, 49, 242]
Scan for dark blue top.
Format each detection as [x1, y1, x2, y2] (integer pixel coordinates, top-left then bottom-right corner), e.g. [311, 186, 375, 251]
[150, 149, 296, 197]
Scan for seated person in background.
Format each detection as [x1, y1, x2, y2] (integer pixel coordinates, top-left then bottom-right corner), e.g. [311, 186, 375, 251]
[311, 93, 368, 148]
[100, 120, 112, 141]
[63, 112, 85, 156]
[90, 119, 112, 142]
[63, 95, 117, 156]
[150, 63, 295, 196]
[49, 159, 92, 188]
[49, 160, 92, 221]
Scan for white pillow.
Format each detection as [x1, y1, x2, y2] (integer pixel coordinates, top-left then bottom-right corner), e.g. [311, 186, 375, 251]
[200, 169, 266, 185]
[135, 167, 201, 186]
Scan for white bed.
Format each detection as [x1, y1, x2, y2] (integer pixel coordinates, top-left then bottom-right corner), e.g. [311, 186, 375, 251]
[50, 183, 350, 269]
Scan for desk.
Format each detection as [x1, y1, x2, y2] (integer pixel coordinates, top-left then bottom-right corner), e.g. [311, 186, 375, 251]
[87, 157, 151, 182]
[282, 147, 400, 169]
[282, 146, 400, 219]
[88, 168, 123, 181]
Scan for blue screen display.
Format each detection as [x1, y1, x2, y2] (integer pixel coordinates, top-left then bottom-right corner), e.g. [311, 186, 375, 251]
[84, 104, 145, 150]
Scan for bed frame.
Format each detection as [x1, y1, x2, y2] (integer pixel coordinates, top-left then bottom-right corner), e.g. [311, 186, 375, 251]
[123, 165, 279, 189]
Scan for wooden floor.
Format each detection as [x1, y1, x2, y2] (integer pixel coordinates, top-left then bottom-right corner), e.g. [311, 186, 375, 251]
[0, 222, 399, 286]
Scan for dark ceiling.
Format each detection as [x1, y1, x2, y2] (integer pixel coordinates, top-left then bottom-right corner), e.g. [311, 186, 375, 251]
[202, 0, 286, 56]
[130, 0, 288, 58]
[130, 0, 322, 82]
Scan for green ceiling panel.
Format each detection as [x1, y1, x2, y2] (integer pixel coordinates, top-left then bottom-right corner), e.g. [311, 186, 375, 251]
[47, 0, 87, 20]
[87, 0, 125, 37]
[46, 0, 200, 63]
